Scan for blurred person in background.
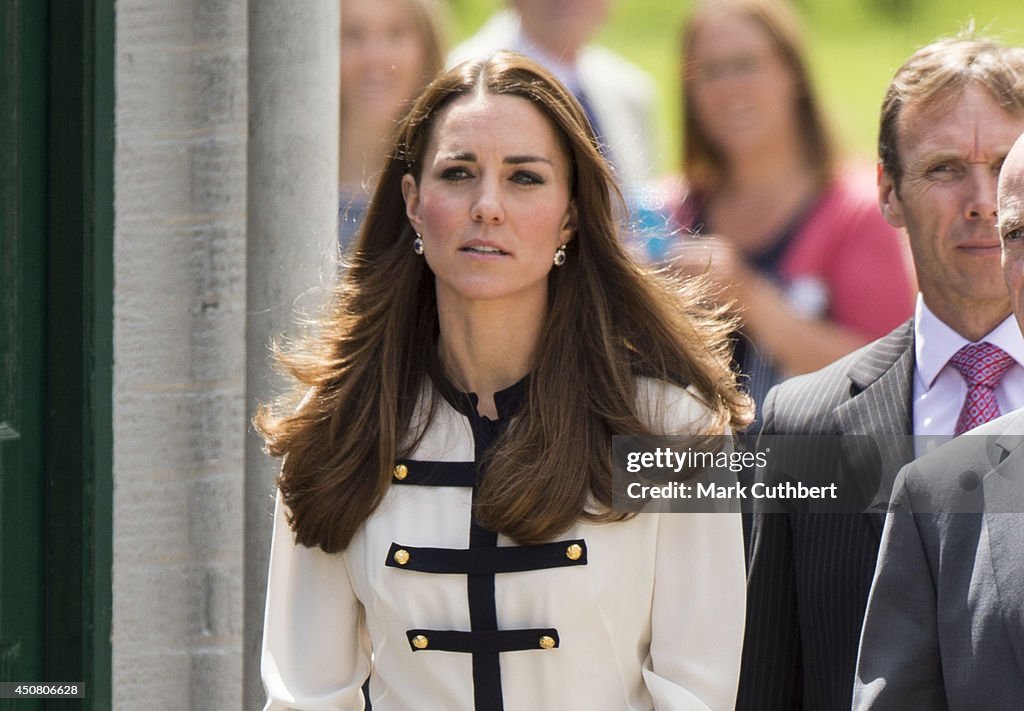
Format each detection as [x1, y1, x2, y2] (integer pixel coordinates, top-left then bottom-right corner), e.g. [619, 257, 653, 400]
[668, 0, 914, 427]
[449, 0, 658, 189]
[338, 0, 448, 252]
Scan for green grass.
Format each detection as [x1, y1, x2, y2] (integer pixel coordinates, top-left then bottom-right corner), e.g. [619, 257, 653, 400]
[448, 0, 1024, 172]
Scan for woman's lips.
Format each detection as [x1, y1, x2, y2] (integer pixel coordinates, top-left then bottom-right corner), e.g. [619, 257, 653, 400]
[460, 240, 510, 257]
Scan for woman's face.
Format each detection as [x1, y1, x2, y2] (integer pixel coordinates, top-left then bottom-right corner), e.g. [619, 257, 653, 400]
[340, 0, 428, 120]
[402, 92, 576, 312]
[687, 11, 800, 158]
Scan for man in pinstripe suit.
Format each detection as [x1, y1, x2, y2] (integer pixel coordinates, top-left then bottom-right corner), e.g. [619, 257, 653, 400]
[853, 132, 1024, 708]
[736, 36, 1024, 710]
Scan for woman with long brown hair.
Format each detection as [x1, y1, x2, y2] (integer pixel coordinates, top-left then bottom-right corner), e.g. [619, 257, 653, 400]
[670, 0, 915, 428]
[260, 52, 750, 710]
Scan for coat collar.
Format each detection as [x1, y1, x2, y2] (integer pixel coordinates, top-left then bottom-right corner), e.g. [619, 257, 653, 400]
[835, 320, 916, 531]
[980, 410, 1024, 679]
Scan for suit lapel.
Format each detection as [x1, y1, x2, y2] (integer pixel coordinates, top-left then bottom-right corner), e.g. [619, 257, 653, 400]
[981, 415, 1024, 680]
[834, 320, 916, 535]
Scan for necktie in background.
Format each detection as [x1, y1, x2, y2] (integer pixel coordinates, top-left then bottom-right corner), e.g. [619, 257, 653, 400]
[948, 341, 1015, 435]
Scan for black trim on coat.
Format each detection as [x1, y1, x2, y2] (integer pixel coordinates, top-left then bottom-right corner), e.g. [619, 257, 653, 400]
[385, 539, 588, 574]
[406, 628, 560, 654]
[392, 459, 478, 487]
[392, 370, 535, 710]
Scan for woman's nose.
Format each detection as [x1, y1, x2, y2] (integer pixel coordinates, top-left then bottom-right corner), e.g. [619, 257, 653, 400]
[471, 182, 504, 224]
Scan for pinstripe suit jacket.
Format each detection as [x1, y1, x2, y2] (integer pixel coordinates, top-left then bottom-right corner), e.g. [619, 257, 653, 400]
[736, 320, 916, 710]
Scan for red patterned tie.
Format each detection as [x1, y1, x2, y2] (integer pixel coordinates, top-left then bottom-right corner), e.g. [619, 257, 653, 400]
[948, 342, 1015, 435]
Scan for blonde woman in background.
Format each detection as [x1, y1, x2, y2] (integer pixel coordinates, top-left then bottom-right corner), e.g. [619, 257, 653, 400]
[338, 0, 447, 251]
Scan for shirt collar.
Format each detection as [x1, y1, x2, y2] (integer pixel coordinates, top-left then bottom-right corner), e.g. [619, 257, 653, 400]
[427, 350, 530, 422]
[914, 293, 1024, 390]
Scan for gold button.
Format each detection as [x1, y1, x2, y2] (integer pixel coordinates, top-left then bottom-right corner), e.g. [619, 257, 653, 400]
[393, 548, 410, 565]
[393, 464, 408, 480]
[539, 635, 556, 649]
[565, 544, 583, 561]
[412, 634, 429, 649]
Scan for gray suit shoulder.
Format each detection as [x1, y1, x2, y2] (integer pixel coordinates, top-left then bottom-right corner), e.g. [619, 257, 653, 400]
[762, 343, 884, 433]
[771, 345, 866, 407]
[894, 408, 1024, 512]
[762, 320, 914, 434]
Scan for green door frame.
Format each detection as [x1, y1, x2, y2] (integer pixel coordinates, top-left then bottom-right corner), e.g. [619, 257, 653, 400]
[0, 1, 47, 703]
[0, 2, 113, 708]
[44, 1, 114, 705]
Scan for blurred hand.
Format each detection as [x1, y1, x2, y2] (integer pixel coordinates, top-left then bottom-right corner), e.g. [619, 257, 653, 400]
[666, 234, 753, 308]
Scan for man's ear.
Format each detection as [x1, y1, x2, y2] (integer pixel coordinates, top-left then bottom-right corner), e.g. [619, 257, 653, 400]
[402, 174, 422, 231]
[878, 164, 906, 228]
[560, 202, 578, 243]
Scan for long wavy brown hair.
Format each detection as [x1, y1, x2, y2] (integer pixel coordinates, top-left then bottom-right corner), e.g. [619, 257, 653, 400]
[256, 52, 753, 552]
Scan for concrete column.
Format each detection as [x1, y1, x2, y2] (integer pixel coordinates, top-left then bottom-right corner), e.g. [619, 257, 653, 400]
[113, 0, 249, 708]
[245, 2, 339, 708]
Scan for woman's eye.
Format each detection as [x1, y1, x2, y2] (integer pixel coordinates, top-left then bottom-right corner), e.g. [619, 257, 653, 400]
[1004, 227, 1024, 243]
[440, 167, 471, 181]
[511, 171, 543, 185]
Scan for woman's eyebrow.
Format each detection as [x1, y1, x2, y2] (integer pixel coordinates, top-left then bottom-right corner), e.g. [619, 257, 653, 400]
[438, 151, 552, 166]
[505, 154, 552, 166]
[441, 151, 476, 162]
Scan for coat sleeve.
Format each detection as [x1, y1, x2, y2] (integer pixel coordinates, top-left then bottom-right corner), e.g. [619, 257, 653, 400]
[644, 509, 746, 710]
[262, 493, 371, 711]
[736, 386, 804, 710]
[852, 468, 947, 710]
[634, 380, 746, 708]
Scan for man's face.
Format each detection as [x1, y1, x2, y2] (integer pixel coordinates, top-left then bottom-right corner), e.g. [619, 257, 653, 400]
[878, 83, 1024, 331]
[999, 135, 1024, 334]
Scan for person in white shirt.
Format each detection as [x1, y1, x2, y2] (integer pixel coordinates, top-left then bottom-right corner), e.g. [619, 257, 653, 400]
[257, 52, 750, 711]
[449, 0, 658, 188]
[738, 35, 1024, 711]
[853, 128, 1024, 710]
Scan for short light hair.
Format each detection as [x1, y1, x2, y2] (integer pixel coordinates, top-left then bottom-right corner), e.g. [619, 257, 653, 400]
[879, 35, 1024, 187]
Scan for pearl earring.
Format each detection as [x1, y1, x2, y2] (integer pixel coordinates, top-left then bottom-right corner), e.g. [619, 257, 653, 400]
[553, 244, 567, 267]
[413, 233, 424, 255]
